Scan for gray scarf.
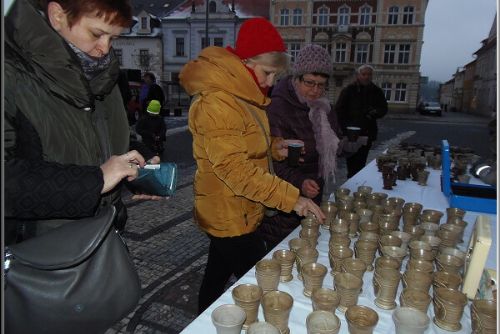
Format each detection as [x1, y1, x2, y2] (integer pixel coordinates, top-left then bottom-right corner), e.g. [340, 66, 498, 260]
[293, 81, 340, 182]
[68, 42, 112, 80]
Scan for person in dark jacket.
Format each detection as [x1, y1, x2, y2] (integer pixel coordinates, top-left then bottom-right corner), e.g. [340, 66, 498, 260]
[4, 0, 163, 245]
[136, 100, 167, 156]
[335, 64, 388, 178]
[256, 44, 349, 251]
[140, 72, 165, 112]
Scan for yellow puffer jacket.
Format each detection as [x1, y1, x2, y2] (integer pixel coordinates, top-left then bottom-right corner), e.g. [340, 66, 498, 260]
[180, 47, 300, 237]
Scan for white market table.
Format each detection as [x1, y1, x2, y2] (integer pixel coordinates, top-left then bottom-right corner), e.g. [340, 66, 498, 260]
[181, 160, 497, 334]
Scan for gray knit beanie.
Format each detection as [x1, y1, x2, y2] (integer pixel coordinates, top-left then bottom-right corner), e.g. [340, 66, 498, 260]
[293, 44, 332, 77]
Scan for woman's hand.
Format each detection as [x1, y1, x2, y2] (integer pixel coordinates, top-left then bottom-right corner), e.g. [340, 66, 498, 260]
[100, 150, 145, 194]
[301, 179, 320, 198]
[276, 139, 305, 159]
[147, 156, 161, 164]
[293, 196, 326, 223]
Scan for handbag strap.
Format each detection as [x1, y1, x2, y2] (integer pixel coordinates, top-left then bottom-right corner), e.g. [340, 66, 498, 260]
[235, 98, 275, 175]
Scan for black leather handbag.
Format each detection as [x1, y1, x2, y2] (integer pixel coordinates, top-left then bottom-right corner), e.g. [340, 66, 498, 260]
[4, 206, 141, 334]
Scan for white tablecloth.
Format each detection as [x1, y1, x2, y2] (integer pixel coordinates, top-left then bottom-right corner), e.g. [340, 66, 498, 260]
[181, 160, 497, 334]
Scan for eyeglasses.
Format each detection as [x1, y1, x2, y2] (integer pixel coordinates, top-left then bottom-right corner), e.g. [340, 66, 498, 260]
[300, 78, 328, 90]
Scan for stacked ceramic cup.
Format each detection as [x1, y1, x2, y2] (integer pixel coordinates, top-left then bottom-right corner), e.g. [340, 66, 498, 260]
[470, 299, 497, 333]
[272, 249, 296, 283]
[261, 291, 294, 334]
[320, 200, 338, 231]
[255, 259, 281, 293]
[328, 244, 353, 276]
[432, 287, 468, 331]
[295, 246, 319, 281]
[333, 272, 363, 312]
[231, 284, 263, 329]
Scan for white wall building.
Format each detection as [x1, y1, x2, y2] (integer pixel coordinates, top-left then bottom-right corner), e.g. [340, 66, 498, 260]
[114, 10, 164, 81]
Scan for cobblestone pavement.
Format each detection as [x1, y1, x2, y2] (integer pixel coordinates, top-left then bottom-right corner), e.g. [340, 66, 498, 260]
[105, 111, 488, 334]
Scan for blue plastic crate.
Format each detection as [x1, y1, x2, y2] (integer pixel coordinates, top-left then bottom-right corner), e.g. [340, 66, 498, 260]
[441, 140, 497, 214]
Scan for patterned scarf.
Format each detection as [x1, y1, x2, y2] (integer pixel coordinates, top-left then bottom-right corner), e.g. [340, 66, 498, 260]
[68, 42, 112, 80]
[293, 81, 340, 182]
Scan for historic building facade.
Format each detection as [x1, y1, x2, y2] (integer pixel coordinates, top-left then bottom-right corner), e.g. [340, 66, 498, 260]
[270, 0, 429, 112]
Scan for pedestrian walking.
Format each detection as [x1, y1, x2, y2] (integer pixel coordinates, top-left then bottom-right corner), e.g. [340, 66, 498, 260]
[335, 64, 388, 178]
[136, 99, 167, 156]
[179, 18, 325, 314]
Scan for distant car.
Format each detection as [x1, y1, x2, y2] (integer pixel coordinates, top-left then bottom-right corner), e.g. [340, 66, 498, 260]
[418, 101, 442, 116]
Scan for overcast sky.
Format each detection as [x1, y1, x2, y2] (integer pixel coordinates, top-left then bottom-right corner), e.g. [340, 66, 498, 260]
[421, 0, 497, 83]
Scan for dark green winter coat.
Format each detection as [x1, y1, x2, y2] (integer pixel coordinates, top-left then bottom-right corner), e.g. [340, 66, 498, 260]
[4, 0, 130, 244]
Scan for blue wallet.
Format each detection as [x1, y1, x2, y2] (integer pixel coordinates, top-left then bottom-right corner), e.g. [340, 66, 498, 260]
[127, 162, 177, 197]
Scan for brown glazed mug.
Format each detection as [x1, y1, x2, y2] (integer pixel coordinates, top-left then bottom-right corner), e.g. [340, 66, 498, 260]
[334, 272, 363, 312]
[311, 287, 340, 313]
[470, 299, 497, 334]
[345, 305, 379, 334]
[231, 284, 263, 329]
[399, 287, 432, 314]
[261, 291, 294, 334]
[433, 287, 468, 331]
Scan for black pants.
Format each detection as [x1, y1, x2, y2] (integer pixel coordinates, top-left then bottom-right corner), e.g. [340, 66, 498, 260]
[346, 142, 372, 178]
[198, 231, 267, 314]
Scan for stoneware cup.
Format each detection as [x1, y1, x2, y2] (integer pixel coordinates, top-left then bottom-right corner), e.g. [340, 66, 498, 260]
[402, 270, 433, 293]
[320, 201, 338, 230]
[311, 287, 340, 313]
[302, 262, 328, 297]
[406, 259, 434, 274]
[342, 257, 367, 280]
[399, 288, 432, 313]
[255, 259, 281, 293]
[345, 305, 379, 334]
[392, 307, 430, 334]
[354, 239, 378, 271]
[232, 284, 263, 329]
[272, 249, 296, 283]
[334, 272, 363, 312]
[433, 287, 468, 331]
[261, 291, 294, 334]
[211, 304, 246, 334]
[390, 231, 411, 250]
[306, 310, 341, 334]
[373, 268, 400, 310]
[288, 238, 310, 253]
[470, 299, 497, 334]
[246, 321, 280, 334]
[296, 247, 319, 281]
[433, 270, 463, 290]
[328, 244, 353, 275]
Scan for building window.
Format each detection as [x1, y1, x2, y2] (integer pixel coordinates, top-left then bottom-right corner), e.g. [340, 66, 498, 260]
[403, 6, 414, 24]
[398, 44, 410, 64]
[280, 8, 289, 26]
[289, 43, 301, 62]
[383, 44, 396, 64]
[359, 6, 371, 26]
[139, 49, 149, 67]
[382, 82, 392, 101]
[355, 43, 368, 63]
[292, 8, 302, 25]
[141, 17, 148, 29]
[114, 48, 123, 65]
[318, 7, 329, 26]
[338, 7, 350, 26]
[214, 37, 223, 47]
[209, 1, 216, 13]
[388, 6, 398, 25]
[335, 42, 347, 63]
[175, 38, 185, 56]
[201, 37, 209, 48]
[395, 83, 407, 102]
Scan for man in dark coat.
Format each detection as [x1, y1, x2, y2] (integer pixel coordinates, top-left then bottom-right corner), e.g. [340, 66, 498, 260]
[140, 72, 165, 112]
[136, 100, 167, 156]
[335, 65, 388, 178]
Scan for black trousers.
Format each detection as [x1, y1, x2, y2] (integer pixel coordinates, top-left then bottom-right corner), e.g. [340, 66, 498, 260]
[346, 142, 372, 178]
[198, 231, 267, 314]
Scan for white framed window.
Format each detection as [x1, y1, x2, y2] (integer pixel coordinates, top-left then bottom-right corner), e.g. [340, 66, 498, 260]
[359, 6, 371, 26]
[355, 43, 369, 63]
[388, 6, 398, 25]
[280, 8, 290, 26]
[383, 44, 396, 64]
[335, 42, 347, 63]
[292, 8, 302, 25]
[139, 49, 149, 67]
[175, 37, 185, 57]
[398, 44, 411, 64]
[318, 7, 329, 26]
[114, 48, 123, 65]
[289, 43, 301, 63]
[395, 82, 407, 102]
[403, 6, 414, 24]
[318, 43, 330, 53]
[141, 17, 148, 29]
[382, 82, 392, 101]
[214, 37, 223, 47]
[338, 7, 350, 26]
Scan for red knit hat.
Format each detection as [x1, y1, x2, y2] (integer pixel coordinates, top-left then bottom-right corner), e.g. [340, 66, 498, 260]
[233, 17, 286, 59]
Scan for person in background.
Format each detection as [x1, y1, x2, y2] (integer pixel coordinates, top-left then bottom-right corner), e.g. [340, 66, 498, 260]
[136, 99, 167, 156]
[256, 44, 363, 251]
[139, 72, 165, 113]
[179, 18, 325, 314]
[4, 0, 162, 245]
[335, 64, 388, 178]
